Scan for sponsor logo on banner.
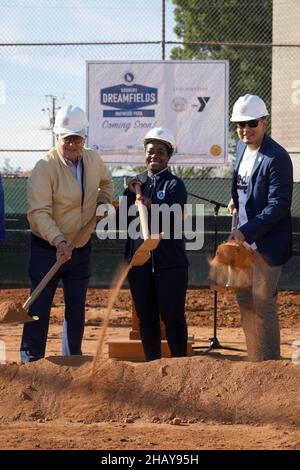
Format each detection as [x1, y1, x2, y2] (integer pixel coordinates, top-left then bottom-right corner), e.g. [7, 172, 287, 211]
[171, 97, 187, 113]
[197, 96, 210, 112]
[100, 72, 158, 118]
[210, 145, 222, 156]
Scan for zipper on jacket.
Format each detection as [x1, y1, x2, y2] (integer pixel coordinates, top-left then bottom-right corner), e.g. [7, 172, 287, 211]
[151, 250, 155, 273]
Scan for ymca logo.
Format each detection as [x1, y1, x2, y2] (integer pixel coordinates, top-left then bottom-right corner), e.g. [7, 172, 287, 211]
[197, 96, 210, 112]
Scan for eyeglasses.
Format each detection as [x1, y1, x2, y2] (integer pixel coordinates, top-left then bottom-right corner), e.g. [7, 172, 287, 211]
[61, 135, 85, 144]
[236, 119, 261, 129]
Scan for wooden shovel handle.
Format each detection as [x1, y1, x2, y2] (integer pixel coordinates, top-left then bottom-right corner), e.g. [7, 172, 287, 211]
[134, 182, 149, 241]
[231, 210, 238, 230]
[23, 215, 96, 311]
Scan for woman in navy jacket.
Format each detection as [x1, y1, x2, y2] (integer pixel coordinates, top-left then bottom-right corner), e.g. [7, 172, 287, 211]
[124, 128, 189, 361]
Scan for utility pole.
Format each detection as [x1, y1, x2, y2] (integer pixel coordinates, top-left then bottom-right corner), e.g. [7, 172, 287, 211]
[41, 95, 63, 147]
[162, 0, 166, 60]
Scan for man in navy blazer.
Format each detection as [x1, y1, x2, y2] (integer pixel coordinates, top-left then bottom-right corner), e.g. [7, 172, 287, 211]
[227, 94, 293, 361]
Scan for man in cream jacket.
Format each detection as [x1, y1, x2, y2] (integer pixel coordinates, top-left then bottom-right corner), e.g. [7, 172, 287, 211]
[20, 105, 114, 363]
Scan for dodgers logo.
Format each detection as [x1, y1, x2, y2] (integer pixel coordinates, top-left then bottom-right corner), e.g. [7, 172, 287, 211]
[157, 190, 165, 200]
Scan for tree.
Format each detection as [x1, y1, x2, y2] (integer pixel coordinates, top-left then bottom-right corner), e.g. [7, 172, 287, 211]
[0, 158, 21, 176]
[170, 0, 272, 116]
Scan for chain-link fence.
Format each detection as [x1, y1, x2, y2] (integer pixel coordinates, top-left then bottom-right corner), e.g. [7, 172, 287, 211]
[1, 0, 300, 269]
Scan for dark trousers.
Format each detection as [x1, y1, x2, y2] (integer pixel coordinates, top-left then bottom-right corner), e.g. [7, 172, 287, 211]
[128, 264, 188, 361]
[20, 234, 91, 363]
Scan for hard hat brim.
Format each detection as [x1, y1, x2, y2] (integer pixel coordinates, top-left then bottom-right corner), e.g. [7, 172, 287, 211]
[230, 112, 269, 122]
[57, 129, 87, 138]
[53, 127, 88, 135]
[143, 138, 175, 154]
[144, 138, 172, 147]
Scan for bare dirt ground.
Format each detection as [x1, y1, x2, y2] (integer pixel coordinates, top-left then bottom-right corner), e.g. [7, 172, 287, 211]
[0, 287, 299, 451]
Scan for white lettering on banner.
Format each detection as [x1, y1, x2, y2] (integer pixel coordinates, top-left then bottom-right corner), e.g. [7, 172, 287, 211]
[102, 92, 156, 104]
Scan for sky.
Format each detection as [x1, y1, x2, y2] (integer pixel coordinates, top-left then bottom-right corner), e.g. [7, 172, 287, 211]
[0, 0, 178, 170]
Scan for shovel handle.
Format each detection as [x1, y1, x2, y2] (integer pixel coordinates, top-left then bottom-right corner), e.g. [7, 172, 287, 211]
[231, 209, 238, 230]
[134, 183, 150, 241]
[23, 215, 96, 311]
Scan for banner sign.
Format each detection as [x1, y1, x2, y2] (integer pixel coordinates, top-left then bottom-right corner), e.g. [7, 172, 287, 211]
[86, 60, 229, 166]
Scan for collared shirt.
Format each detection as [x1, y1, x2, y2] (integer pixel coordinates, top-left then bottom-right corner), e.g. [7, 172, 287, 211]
[143, 167, 169, 198]
[63, 155, 83, 194]
[147, 167, 169, 180]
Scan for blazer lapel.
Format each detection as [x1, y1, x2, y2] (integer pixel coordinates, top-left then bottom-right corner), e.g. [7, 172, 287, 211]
[246, 151, 264, 201]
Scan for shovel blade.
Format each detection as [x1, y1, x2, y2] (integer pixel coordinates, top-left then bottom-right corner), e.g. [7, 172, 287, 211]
[0, 301, 39, 324]
[130, 250, 151, 267]
[130, 234, 162, 267]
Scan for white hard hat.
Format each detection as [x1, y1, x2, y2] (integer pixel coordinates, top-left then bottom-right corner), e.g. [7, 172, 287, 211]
[53, 105, 89, 137]
[230, 94, 269, 122]
[143, 127, 176, 154]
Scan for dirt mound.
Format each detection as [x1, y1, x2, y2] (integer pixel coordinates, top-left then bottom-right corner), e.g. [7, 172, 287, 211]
[0, 357, 299, 427]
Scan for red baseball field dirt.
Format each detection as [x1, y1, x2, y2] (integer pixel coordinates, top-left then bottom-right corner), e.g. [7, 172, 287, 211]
[0, 287, 299, 450]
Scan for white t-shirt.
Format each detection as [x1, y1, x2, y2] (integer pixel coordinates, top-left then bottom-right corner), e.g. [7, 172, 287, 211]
[237, 147, 258, 249]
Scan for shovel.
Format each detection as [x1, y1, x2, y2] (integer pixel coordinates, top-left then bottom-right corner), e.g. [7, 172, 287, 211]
[129, 182, 162, 267]
[226, 210, 238, 287]
[90, 184, 162, 372]
[209, 210, 258, 292]
[0, 215, 97, 324]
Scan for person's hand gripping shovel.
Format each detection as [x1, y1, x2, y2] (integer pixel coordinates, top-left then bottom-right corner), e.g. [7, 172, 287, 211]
[0, 216, 97, 324]
[129, 180, 162, 267]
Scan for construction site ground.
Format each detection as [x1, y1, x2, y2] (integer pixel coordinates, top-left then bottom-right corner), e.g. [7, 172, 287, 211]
[0, 287, 299, 451]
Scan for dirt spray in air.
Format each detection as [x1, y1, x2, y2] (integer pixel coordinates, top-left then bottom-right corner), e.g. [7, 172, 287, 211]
[90, 262, 131, 378]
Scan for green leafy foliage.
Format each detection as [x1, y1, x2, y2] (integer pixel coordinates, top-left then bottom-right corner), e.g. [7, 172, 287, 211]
[170, 0, 272, 114]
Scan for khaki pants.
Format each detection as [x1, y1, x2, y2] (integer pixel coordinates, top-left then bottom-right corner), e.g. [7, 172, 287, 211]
[236, 260, 282, 361]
